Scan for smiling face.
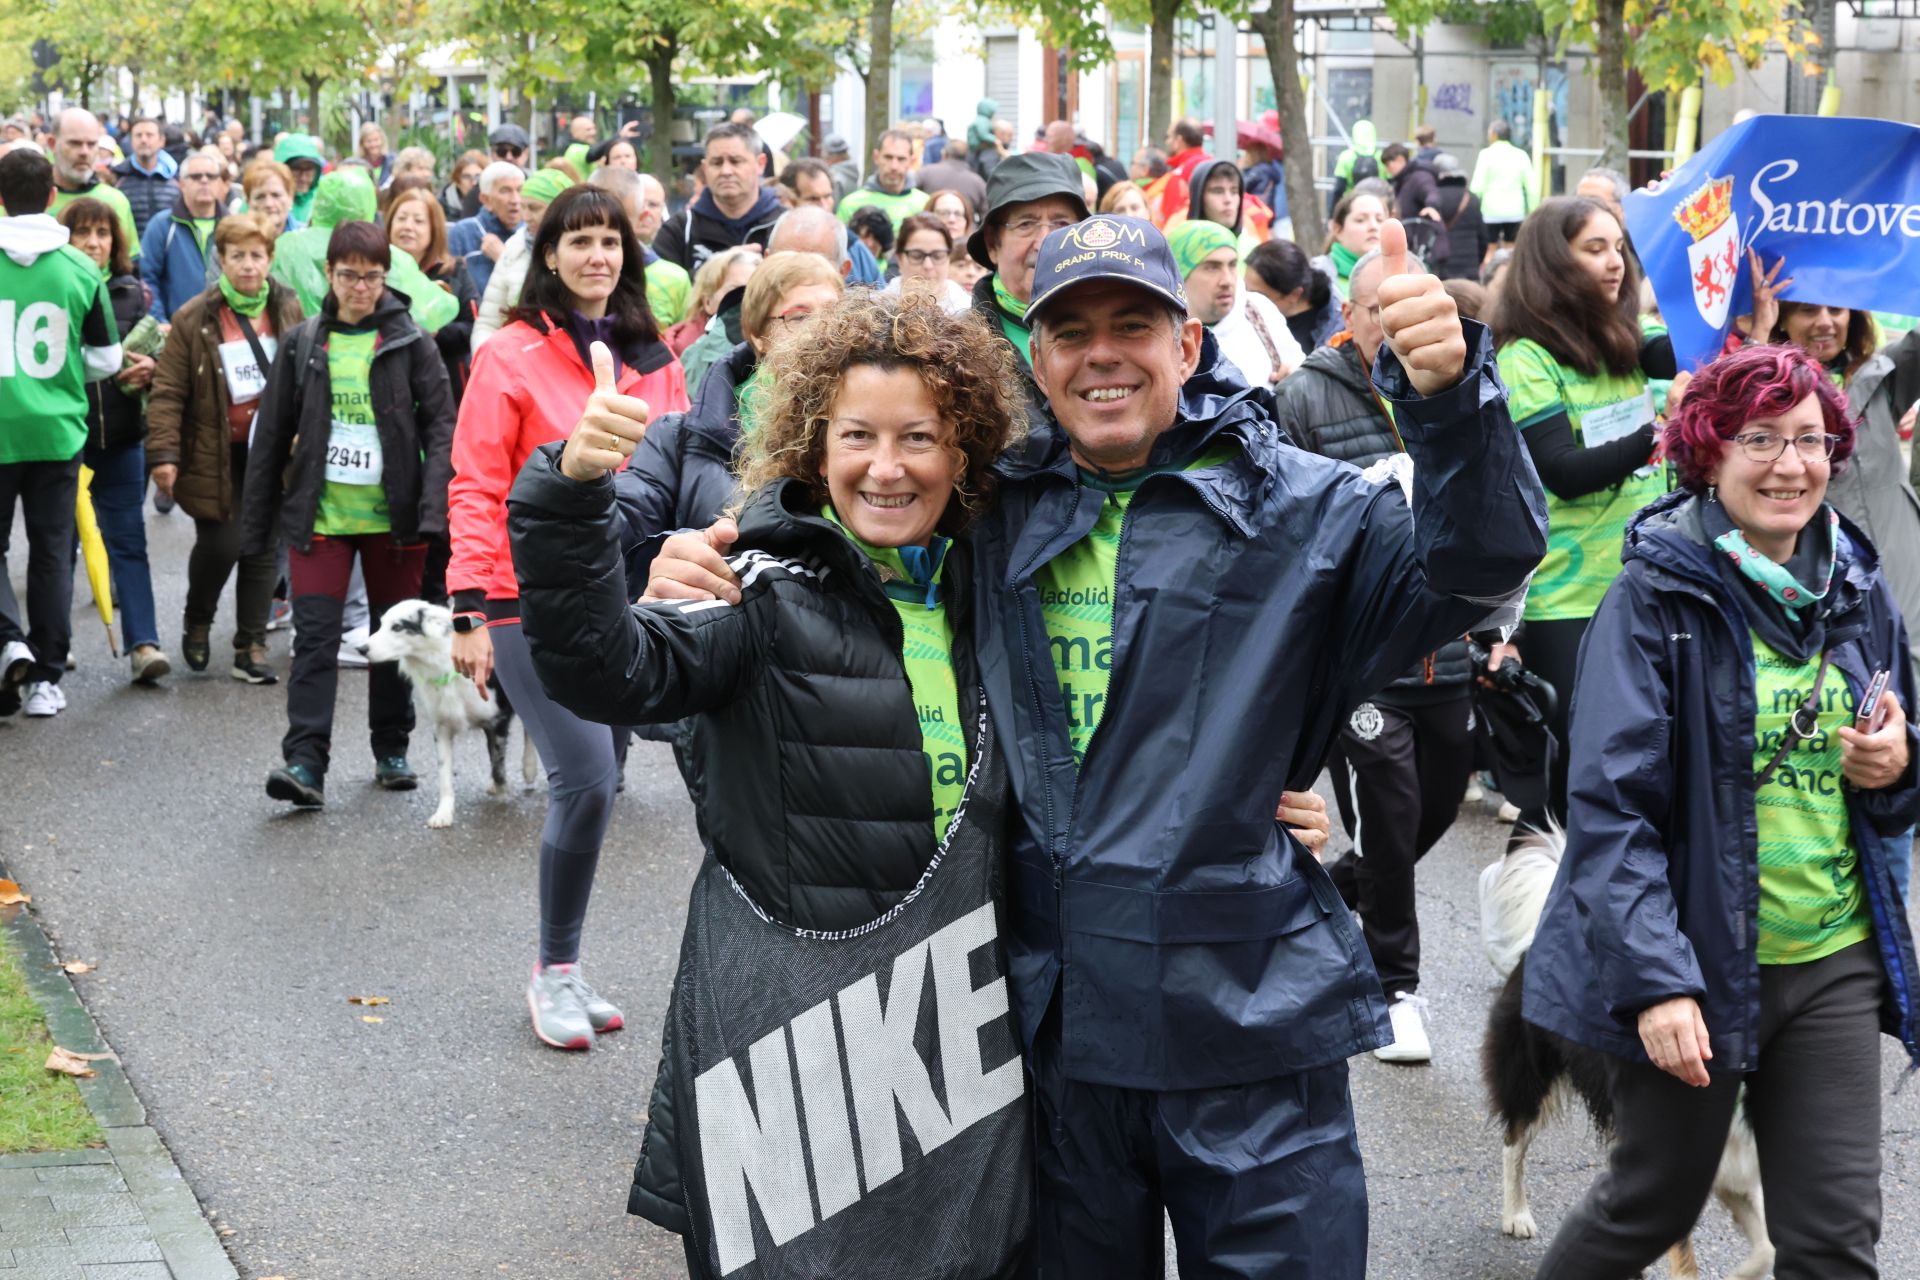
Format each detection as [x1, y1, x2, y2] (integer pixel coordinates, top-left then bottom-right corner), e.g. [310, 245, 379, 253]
[1709, 392, 1832, 564]
[1569, 208, 1626, 301]
[389, 198, 431, 262]
[545, 216, 623, 316]
[1334, 194, 1387, 255]
[1781, 303, 1851, 365]
[822, 365, 962, 548]
[1185, 247, 1238, 326]
[1030, 280, 1203, 472]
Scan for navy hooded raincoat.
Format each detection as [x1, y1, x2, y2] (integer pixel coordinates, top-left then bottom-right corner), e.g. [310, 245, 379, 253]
[1524, 490, 1920, 1072]
[973, 319, 1548, 1090]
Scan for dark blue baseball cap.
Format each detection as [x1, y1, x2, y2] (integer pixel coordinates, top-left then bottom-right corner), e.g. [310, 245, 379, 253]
[1023, 215, 1190, 327]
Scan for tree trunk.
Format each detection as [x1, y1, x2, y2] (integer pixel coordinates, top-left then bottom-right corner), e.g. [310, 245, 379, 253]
[306, 74, 325, 141]
[865, 0, 894, 181]
[646, 43, 676, 185]
[1257, 0, 1323, 248]
[1592, 0, 1630, 170]
[1786, 0, 1836, 114]
[1147, 0, 1179, 150]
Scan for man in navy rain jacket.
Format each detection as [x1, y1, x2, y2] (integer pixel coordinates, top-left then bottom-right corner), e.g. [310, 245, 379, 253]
[633, 215, 1547, 1276]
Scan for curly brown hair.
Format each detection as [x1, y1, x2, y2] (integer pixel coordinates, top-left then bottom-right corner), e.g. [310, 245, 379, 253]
[737, 291, 1026, 533]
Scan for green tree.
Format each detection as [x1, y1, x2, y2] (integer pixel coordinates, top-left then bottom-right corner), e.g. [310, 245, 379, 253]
[1537, 0, 1819, 167]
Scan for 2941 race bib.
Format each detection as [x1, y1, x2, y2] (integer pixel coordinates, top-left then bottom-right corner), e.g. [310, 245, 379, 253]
[323, 419, 383, 486]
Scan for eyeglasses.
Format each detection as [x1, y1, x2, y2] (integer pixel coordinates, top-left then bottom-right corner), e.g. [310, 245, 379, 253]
[997, 215, 1079, 240]
[767, 308, 816, 330]
[491, 144, 523, 158]
[182, 172, 222, 182]
[898, 248, 946, 266]
[331, 269, 387, 290]
[1730, 431, 1842, 462]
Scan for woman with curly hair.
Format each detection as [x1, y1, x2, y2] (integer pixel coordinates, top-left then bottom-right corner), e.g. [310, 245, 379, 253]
[1523, 340, 1920, 1280]
[506, 291, 1030, 1273]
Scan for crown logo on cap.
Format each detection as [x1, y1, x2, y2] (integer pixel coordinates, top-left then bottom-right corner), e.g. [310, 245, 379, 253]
[1672, 176, 1733, 243]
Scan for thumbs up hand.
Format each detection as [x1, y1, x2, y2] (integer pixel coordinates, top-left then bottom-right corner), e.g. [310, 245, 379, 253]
[1375, 218, 1467, 398]
[559, 341, 653, 483]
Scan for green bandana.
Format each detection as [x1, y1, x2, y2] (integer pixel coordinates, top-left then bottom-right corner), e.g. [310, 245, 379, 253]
[522, 169, 573, 205]
[991, 272, 1032, 365]
[219, 274, 269, 318]
[1330, 240, 1360, 289]
[1713, 508, 1838, 619]
[1167, 220, 1236, 280]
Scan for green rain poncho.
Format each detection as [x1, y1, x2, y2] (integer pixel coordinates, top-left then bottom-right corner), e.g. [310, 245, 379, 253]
[268, 167, 457, 332]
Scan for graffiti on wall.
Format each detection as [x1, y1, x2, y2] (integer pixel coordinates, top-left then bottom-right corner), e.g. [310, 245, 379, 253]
[1488, 61, 1569, 150]
[1432, 82, 1474, 117]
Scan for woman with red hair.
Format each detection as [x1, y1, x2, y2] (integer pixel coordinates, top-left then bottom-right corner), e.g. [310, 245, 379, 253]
[1522, 342, 1920, 1280]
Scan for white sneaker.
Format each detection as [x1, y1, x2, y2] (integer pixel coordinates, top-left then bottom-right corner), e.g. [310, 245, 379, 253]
[1374, 993, 1432, 1064]
[1496, 801, 1521, 823]
[22, 681, 65, 717]
[0, 640, 31, 688]
[337, 625, 371, 669]
[1462, 778, 1485, 803]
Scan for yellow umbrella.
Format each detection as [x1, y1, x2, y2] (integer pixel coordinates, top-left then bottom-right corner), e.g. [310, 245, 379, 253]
[74, 465, 116, 657]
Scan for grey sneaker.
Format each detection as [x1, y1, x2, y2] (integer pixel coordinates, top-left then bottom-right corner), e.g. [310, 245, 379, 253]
[571, 971, 624, 1033]
[527, 964, 595, 1050]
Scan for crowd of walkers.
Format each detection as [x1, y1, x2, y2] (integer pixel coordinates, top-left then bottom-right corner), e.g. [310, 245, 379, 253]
[3, 101, 1918, 1278]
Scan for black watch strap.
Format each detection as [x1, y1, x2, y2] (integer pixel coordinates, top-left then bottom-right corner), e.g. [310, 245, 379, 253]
[451, 611, 485, 634]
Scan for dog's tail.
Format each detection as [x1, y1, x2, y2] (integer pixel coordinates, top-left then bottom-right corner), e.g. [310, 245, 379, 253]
[1478, 818, 1566, 980]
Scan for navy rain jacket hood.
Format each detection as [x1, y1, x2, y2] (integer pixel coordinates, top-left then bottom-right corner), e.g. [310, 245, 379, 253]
[1524, 489, 1920, 1072]
[971, 318, 1547, 1089]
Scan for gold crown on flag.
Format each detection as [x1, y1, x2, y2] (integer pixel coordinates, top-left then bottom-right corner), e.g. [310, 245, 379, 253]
[1672, 176, 1734, 242]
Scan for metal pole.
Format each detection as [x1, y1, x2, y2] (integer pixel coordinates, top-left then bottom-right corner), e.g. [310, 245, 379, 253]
[1210, 8, 1238, 162]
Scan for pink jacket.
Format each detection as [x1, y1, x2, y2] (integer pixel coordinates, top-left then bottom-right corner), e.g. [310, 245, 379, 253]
[447, 319, 689, 605]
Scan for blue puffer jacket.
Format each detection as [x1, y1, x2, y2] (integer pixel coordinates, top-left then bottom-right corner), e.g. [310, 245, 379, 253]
[1524, 490, 1920, 1071]
[972, 319, 1548, 1090]
[138, 195, 219, 322]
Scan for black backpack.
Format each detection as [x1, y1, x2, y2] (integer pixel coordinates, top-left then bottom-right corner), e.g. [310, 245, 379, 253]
[1349, 154, 1381, 185]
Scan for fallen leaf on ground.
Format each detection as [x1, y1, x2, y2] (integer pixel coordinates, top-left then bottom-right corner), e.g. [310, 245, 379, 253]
[361, 1015, 384, 1024]
[62, 960, 95, 975]
[0, 880, 29, 906]
[69, 1050, 114, 1060]
[45, 1047, 98, 1077]
[217, 1226, 237, 1237]
[347, 995, 389, 1006]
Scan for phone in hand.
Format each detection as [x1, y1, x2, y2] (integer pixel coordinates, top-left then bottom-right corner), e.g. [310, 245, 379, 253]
[1857, 669, 1892, 734]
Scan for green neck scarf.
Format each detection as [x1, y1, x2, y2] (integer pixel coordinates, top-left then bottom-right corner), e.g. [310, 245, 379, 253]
[1712, 508, 1837, 619]
[991, 273, 1032, 365]
[95, 260, 111, 283]
[1329, 241, 1360, 288]
[823, 506, 950, 609]
[219, 275, 269, 318]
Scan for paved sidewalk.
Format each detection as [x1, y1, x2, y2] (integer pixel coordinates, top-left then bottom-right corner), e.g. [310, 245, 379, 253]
[1, 871, 237, 1280]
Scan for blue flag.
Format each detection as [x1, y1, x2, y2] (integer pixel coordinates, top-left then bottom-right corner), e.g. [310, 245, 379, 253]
[1624, 115, 1920, 370]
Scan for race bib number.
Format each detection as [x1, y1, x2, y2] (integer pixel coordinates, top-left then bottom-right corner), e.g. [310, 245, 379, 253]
[324, 419, 383, 486]
[1579, 388, 1655, 448]
[217, 335, 277, 406]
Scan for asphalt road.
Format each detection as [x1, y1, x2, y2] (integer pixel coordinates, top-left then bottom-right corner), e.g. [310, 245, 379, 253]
[6, 502, 1919, 1279]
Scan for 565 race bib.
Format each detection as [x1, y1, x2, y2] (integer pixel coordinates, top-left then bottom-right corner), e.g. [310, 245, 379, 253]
[217, 335, 277, 406]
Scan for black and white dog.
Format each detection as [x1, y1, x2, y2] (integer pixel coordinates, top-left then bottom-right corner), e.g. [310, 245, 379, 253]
[1480, 825, 1774, 1280]
[366, 600, 538, 829]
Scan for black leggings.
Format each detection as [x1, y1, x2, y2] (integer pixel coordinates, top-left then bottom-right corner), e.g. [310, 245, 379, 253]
[1513, 615, 1588, 840]
[490, 621, 621, 967]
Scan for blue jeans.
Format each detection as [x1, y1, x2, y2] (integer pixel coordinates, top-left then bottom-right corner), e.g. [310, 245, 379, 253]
[83, 441, 158, 651]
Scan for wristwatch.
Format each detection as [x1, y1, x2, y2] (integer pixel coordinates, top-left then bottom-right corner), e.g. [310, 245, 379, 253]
[451, 612, 485, 634]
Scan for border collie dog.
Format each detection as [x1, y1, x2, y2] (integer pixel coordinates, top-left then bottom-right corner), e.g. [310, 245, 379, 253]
[1480, 824, 1774, 1280]
[366, 600, 538, 828]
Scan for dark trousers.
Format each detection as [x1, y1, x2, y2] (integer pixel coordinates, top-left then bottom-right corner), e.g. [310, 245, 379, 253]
[1325, 695, 1474, 996]
[1514, 615, 1586, 838]
[184, 444, 276, 651]
[282, 532, 424, 775]
[83, 441, 159, 651]
[0, 454, 83, 684]
[1030, 1008, 1367, 1279]
[1536, 940, 1886, 1280]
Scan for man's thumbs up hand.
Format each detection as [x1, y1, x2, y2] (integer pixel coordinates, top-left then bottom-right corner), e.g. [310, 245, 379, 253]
[559, 341, 653, 483]
[1375, 218, 1467, 397]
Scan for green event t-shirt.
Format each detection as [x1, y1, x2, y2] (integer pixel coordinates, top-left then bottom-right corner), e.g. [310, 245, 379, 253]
[1037, 442, 1239, 765]
[314, 328, 391, 536]
[826, 509, 968, 839]
[1498, 337, 1666, 622]
[1750, 632, 1874, 965]
[49, 185, 139, 258]
[191, 217, 216, 254]
[0, 244, 115, 464]
[836, 184, 930, 233]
